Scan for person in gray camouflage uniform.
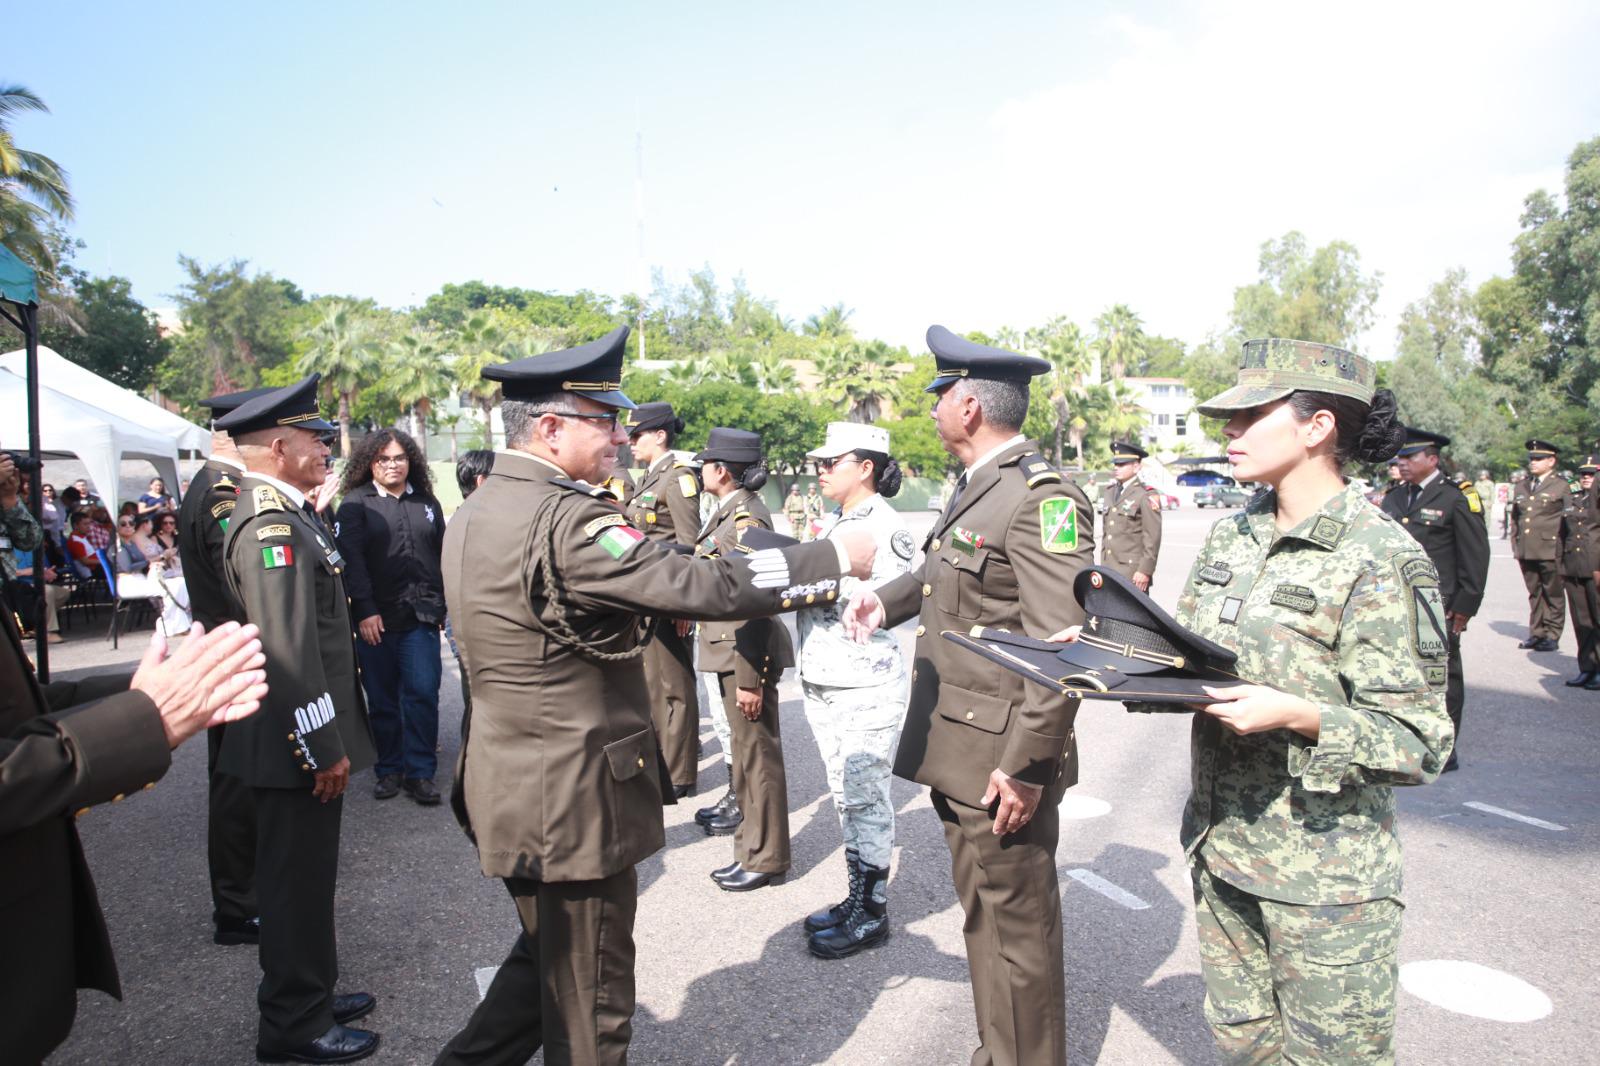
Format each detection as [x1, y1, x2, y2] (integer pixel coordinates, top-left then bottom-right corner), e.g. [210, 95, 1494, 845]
[1176, 339, 1454, 1064]
[795, 423, 916, 958]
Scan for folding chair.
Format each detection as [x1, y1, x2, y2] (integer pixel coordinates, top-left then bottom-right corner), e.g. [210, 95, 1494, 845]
[95, 548, 155, 649]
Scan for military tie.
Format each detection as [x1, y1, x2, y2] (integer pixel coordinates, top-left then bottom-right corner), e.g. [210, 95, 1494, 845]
[1407, 484, 1421, 512]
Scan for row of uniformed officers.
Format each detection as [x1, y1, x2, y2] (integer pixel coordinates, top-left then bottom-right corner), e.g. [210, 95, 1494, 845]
[15, 322, 1499, 1066]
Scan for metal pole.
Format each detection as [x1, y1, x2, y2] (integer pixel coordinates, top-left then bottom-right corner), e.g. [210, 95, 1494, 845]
[23, 302, 48, 682]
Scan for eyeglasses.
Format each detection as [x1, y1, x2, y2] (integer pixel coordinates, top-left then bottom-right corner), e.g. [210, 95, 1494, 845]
[374, 455, 409, 467]
[815, 456, 864, 473]
[553, 411, 624, 431]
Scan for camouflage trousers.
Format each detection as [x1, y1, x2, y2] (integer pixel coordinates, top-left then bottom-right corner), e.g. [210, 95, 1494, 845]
[700, 669, 733, 769]
[800, 678, 906, 868]
[1192, 862, 1403, 1065]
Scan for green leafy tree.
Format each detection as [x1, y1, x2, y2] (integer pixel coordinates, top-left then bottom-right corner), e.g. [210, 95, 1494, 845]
[0, 84, 72, 287]
[450, 311, 509, 443]
[1094, 304, 1145, 381]
[884, 415, 957, 479]
[159, 257, 306, 412]
[384, 328, 454, 458]
[803, 302, 855, 341]
[40, 275, 168, 390]
[1230, 232, 1382, 347]
[296, 300, 379, 454]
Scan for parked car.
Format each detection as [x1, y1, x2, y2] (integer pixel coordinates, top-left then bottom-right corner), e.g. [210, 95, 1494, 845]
[1194, 484, 1251, 508]
[1176, 470, 1237, 487]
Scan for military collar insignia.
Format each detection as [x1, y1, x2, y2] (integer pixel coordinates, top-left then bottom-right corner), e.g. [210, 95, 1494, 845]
[1306, 515, 1346, 549]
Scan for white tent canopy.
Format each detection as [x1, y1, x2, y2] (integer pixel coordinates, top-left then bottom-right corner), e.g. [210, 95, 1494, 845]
[0, 367, 182, 507]
[0, 345, 210, 457]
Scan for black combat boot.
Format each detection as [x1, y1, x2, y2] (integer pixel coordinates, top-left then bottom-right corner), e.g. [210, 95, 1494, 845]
[803, 849, 860, 933]
[703, 795, 743, 836]
[695, 787, 736, 826]
[808, 861, 890, 959]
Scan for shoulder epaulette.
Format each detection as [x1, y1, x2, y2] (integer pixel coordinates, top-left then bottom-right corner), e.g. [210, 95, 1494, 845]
[251, 484, 286, 513]
[1017, 452, 1062, 488]
[549, 477, 614, 500]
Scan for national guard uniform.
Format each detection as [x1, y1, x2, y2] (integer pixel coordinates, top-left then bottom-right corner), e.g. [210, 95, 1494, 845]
[216, 376, 381, 1063]
[873, 326, 1094, 1066]
[1561, 456, 1600, 688]
[694, 428, 795, 891]
[1183, 339, 1452, 1064]
[623, 402, 703, 794]
[804, 487, 824, 538]
[783, 484, 808, 537]
[437, 329, 855, 1066]
[179, 386, 273, 948]
[1099, 440, 1162, 587]
[1511, 439, 1569, 650]
[796, 422, 916, 959]
[1381, 429, 1489, 771]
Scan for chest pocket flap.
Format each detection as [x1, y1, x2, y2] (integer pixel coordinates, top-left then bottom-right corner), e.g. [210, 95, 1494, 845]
[936, 546, 988, 619]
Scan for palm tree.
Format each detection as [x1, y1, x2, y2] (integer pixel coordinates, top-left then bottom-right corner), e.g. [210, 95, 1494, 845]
[750, 349, 798, 394]
[450, 312, 508, 443]
[704, 350, 759, 388]
[666, 358, 709, 388]
[297, 301, 377, 454]
[1079, 379, 1149, 460]
[385, 329, 453, 458]
[1033, 321, 1094, 465]
[1094, 304, 1146, 381]
[1, 84, 77, 331]
[803, 302, 855, 341]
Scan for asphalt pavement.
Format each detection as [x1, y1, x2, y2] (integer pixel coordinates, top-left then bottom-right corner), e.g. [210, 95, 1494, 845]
[42, 504, 1600, 1064]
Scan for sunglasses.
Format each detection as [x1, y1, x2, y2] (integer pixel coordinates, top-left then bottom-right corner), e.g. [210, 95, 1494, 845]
[815, 456, 863, 473]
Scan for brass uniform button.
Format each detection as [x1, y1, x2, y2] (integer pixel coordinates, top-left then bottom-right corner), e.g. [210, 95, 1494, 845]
[922, 584, 932, 596]
[931, 538, 941, 551]
[301, 763, 311, 771]
[965, 711, 974, 720]
[75, 807, 90, 819]
[637, 756, 645, 768]
[112, 793, 125, 803]
[915, 625, 926, 637]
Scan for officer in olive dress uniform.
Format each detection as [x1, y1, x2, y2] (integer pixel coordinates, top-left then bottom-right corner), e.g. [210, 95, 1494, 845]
[1561, 456, 1600, 689]
[694, 428, 795, 891]
[178, 385, 273, 948]
[845, 326, 1095, 1066]
[1381, 429, 1490, 771]
[1099, 440, 1162, 591]
[216, 375, 382, 1065]
[435, 327, 872, 1066]
[623, 402, 703, 796]
[1511, 439, 1570, 651]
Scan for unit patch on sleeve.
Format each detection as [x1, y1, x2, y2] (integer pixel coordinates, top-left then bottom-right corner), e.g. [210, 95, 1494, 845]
[890, 529, 916, 561]
[1039, 498, 1078, 554]
[678, 473, 699, 498]
[256, 523, 293, 541]
[596, 524, 645, 560]
[584, 513, 627, 539]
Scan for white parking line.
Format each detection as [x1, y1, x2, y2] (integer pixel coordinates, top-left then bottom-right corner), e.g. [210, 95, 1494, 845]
[475, 966, 499, 1000]
[1463, 801, 1567, 832]
[1063, 868, 1150, 910]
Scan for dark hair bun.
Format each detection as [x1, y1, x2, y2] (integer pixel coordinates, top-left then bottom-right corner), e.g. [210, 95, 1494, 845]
[1356, 389, 1407, 464]
[741, 460, 769, 492]
[877, 457, 903, 498]
[672, 417, 686, 436]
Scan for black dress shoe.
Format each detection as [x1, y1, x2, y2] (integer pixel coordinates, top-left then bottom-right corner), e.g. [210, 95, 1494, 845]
[403, 777, 442, 806]
[257, 1023, 379, 1063]
[214, 915, 260, 945]
[717, 867, 785, 892]
[1517, 636, 1539, 649]
[373, 773, 402, 800]
[703, 806, 743, 836]
[1565, 671, 1596, 687]
[332, 992, 376, 1025]
[672, 783, 694, 799]
[1532, 638, 1559, 652]
[1586, 675, 1600, 691]
[711, 861, 744, 882]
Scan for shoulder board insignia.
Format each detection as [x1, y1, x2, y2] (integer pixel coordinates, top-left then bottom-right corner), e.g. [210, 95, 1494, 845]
[256, 523, 293, 540]
[211, 500, 236, 519]
[549, 477, 612, 499]
[1018, 453, 1062, 487]
[677, 472, 698, 498]
[252, 485, 285, 513]
[585, 513, 628, 539]
[1459, 480, 1483, 513]
[215, 475, 237, 490]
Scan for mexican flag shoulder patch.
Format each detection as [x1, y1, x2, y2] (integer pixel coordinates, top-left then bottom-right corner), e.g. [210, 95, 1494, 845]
[262, 544, 294, 569]
[1039, 497, 1078, 554]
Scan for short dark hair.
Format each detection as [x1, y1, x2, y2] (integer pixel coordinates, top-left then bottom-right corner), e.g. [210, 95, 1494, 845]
[456, 450, 494, 498]
[341, 427, 433, 496]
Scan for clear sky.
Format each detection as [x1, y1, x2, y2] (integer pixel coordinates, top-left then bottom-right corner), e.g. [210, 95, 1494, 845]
[10, 0, 1599, 354]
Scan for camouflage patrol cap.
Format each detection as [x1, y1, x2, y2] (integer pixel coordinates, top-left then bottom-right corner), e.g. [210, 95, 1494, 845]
[1195, 338, 1375, 418]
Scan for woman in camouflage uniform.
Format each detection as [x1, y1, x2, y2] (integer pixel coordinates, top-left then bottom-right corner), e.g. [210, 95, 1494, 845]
[795, 422, 916, 959]
[1174, 340, 1453, 1064]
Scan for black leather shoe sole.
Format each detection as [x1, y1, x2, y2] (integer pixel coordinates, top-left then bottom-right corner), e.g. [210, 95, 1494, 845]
[403, 782, 442, 806]
[717, 870, 785, 892]
[214, 917, 260, 945]
[1517, 638, 1539, 649]
[1532, 639, 1560, 652]
[808, 927, 891, 959]
[256, 1032, 379, 1064]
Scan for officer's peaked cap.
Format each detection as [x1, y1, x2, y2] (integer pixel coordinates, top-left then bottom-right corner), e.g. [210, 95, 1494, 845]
[924, 325, 1051, 393]
[483, 325, 635, 409]
[214, 374, 337, 435]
